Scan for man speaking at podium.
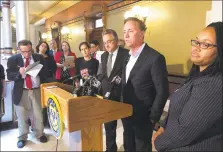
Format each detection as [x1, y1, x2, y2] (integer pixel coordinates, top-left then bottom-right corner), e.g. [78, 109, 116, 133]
[97, 29, 128, 152]
[122, 17, 169, 151]
[7, 40, 48, 148]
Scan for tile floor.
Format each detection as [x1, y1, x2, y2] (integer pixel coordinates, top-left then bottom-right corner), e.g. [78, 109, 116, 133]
[0, 120, 157, 151]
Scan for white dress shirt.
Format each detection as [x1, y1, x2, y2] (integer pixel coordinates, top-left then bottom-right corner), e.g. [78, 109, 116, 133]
[126, 43, 145, 82]
[109, 47, 119, 70]
[95, 50, 105, 63]
[22, 55, 40, 88]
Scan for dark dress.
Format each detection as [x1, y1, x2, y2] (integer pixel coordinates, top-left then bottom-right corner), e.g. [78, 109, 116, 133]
[43, 55, 57, 82]
[0, 64, 5, 98]
[0, 64, 5, 114]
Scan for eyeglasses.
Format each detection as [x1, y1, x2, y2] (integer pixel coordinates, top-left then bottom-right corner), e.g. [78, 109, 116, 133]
[103, 39, 114, 45]
[191, 40, 217, 49]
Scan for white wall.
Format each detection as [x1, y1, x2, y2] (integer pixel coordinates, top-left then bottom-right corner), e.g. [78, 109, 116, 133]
[206, 1, 222, 25]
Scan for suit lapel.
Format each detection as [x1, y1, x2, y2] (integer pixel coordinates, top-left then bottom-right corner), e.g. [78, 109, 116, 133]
[103, 52, 109, 77]
[128, 45, 148, 81]
[18, 54, 24, 67]
[109, 48, 122, 79]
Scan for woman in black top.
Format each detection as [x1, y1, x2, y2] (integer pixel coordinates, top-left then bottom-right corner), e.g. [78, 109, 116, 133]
[75, 42, 99, 82]
[36, 41, 57, 82]
[0, 64, 5, 98]
[153, 22, 223, 151]
[0, 64, 5, 118]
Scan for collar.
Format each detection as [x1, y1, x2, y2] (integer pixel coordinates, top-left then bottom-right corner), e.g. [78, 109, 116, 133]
[109, 47, 119, 56]
[129, 43, 145, 58]
[21, 54, 33, 60]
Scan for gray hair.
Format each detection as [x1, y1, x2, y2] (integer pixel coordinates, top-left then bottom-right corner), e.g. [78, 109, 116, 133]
[102, 29, 119, 42]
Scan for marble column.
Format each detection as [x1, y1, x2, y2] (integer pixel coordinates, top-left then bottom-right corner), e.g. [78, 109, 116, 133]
[2, 0, 12, 53]
[15, 1, 30, 43]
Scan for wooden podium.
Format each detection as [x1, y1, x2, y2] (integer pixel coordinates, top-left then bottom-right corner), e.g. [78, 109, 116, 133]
[41, 82, 132, 151]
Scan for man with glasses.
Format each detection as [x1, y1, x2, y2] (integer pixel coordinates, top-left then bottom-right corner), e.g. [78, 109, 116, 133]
[6, 40, 48, 148]
[89, 40, 105, 63]
[97, 29, 129, 152]
[49, 39, 59, 56]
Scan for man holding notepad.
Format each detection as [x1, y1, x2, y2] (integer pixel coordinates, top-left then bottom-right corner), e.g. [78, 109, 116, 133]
[6, 40, 48, 148]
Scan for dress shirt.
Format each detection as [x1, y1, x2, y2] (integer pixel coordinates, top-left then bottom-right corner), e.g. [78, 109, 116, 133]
[22, 55, 40, 88]
[126, 43, 145, 82]
[95, 50, 105, 63]
[109, 47, 119, 70]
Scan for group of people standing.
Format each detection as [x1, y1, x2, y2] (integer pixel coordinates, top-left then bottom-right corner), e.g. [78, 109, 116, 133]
[2, 16, 222, 152]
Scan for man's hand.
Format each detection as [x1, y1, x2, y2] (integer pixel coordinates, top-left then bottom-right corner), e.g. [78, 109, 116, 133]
[152, 127, 164, 149]
[19, 67, 26, 76]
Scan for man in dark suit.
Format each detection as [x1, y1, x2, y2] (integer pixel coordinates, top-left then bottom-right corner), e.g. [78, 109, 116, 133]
[122, 17, 169, 151]
[7, 40, 48, 148]
[97, 29, 129, 152]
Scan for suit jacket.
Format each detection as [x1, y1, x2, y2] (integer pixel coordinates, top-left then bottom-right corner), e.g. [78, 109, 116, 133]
[98, 47, 129, 101]
[122, 44, 169, 124]
[155, 72, 222, 151]
[6, 53, 47, 105]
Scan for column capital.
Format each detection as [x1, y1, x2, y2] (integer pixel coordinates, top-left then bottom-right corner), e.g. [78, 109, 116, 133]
[2, 0, 11, 8]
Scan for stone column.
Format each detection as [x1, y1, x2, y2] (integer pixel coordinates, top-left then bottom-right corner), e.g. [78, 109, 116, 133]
[15, 1, 29, 43]
[2, 0, 12, 53]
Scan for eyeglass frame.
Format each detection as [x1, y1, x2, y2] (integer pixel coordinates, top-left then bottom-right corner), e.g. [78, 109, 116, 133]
[103, 39, 115, 45]
[191, 39, 217, 49]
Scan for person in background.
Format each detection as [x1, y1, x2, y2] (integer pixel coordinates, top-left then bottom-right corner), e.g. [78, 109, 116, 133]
[0, 63, 5, 121]
[97, 29, 129, 152]
[90, 40, 105, 63]
[122, 17, 169, 152]
[75, 42, 99, 85]
[118, 39, 125, 48]
[6, 40, 48, 148]
[49, 39, 59, 56]
[54, 41, 77, 85]
[36, 41, 57, 82]
[153, 22, 223, 152]
[36, 41, 57, 127]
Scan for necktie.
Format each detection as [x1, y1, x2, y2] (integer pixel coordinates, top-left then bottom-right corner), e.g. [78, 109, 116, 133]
[25, 58, 32, 89]
[107, 53, 113, 77]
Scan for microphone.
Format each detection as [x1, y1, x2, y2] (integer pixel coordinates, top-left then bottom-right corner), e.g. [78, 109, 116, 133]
[104, 75, 122, 99]
[62, 74, 81, 83]
[68, 74, 81, 80]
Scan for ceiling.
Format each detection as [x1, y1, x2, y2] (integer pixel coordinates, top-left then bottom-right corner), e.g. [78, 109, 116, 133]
[11, 1, 80, 24]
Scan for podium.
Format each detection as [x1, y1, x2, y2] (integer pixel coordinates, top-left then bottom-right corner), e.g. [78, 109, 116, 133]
[41, 82, 132, 151]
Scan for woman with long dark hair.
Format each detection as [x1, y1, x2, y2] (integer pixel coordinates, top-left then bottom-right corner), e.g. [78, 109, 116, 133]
[36, 41, 56, 82]
[153, 22, 223, 151]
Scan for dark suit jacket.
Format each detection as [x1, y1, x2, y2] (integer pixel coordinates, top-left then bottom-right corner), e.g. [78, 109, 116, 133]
[7, 53, 47, 105]
[98, 47, 129, 101]
[154, 72, 222, 152]
[122, 44, 169, 124]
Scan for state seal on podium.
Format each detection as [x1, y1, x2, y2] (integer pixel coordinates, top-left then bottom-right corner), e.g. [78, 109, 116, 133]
[47, 95, 64, 139]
